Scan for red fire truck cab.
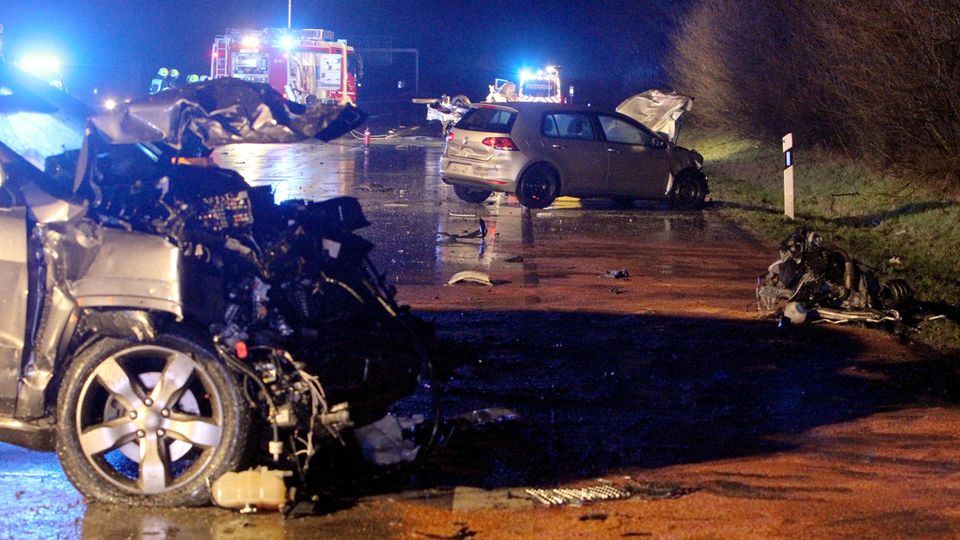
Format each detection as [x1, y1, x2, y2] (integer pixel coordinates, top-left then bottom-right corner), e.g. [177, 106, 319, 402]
[211, 27, 360, 106]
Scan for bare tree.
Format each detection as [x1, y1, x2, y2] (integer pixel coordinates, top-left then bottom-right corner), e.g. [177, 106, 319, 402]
[668, 0, 960, 186]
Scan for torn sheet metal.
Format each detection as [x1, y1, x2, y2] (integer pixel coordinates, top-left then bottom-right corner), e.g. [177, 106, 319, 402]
[616, 89, 693, 144]
[88, 78, 366, 149]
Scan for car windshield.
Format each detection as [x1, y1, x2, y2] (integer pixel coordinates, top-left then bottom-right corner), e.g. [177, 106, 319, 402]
[0, 62, 88, 172]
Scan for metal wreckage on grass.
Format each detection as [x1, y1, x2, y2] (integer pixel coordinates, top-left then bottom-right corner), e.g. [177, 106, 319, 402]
[757, 228, 914, 325]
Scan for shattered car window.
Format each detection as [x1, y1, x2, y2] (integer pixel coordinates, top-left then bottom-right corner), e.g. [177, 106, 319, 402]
[598, 115, 650, 146]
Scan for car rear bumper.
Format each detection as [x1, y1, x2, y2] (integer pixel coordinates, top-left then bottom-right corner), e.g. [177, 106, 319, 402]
[440, 156, 520, 192]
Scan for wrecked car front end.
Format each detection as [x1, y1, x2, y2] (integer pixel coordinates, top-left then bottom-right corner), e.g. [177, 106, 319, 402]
[0, 67, 438, 508]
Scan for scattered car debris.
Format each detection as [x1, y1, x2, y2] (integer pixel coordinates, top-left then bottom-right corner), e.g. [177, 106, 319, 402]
[525, 484, 631, 506]
[448, 271, 494, 286]
[211, 467, 292, 513]
[437, 218, 487, 242]
[505, 255, 525, 263]
[757, 229, 914, 325]
[604, 269, 630, 279]
[578, 513, 608, 521]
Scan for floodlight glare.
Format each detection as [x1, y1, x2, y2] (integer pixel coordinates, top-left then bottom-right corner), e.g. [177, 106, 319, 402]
[279, 35, 296, 49]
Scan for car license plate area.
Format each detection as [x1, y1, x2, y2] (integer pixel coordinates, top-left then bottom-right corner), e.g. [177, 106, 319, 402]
[447, 163, 472, 175]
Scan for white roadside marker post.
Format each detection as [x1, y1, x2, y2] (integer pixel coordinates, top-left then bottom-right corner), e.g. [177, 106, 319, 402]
[783, 133, 795, 220]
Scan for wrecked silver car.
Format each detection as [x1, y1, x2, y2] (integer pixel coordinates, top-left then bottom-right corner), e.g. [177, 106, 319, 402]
[757, 229, 913, 324]
[0, 62, 436, 507]
[441, 102, 706, 209]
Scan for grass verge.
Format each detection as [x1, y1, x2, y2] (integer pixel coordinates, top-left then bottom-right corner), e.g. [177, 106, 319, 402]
[683, 127, 960, 353]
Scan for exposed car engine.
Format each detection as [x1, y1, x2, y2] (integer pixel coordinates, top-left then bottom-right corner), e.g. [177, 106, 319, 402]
[757, 229, 913, 324]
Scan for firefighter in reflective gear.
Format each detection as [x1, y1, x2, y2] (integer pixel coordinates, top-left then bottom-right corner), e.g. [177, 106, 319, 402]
[167, 68, 181, 88]
[186, 73, 200, 84]
[149, 67, 169, 94]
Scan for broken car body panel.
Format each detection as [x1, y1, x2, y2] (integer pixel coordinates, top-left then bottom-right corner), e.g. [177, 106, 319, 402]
[616, 90, 693, 145]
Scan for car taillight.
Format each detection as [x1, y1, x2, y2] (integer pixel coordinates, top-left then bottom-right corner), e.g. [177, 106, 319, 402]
[446, 131, 455, 143]
[481, 137, 518, 151]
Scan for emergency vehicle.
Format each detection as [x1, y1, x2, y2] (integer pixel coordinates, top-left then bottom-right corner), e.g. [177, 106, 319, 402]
[517, 65, 562, 103]
[211, 27, 360, 106]
[485, 65, 563, 103]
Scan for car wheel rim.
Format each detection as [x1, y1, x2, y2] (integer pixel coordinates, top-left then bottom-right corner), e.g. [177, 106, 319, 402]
[524, 176, 551, 202]
[76, 345, 224, 495]
[675, 178, 699, 207]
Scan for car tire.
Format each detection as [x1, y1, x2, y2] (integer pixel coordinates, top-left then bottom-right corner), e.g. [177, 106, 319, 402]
[56, 334, 249, 506]
[517, 165, 559, 209]
[454, 185, 493, 203]
[671, 170, 707, 210]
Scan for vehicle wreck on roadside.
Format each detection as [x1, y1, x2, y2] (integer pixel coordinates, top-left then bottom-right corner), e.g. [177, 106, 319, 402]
[0, 63, 441, 509]
[757, 228, 914, 325]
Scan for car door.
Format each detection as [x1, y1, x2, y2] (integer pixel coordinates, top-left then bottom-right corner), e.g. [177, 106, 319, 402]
[597, 113, 671, 198]
[0, 164, 29, 415]
[537, 112, 607, 195]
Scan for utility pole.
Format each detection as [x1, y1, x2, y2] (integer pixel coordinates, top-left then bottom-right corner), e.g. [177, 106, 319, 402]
[287, 0, 292, 29]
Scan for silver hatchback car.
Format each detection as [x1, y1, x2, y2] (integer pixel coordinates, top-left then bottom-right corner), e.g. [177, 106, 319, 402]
[440, 102, 706, 209]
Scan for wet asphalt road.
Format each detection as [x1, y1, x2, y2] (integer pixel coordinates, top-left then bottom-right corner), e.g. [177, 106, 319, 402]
[3, 139, 960, 539]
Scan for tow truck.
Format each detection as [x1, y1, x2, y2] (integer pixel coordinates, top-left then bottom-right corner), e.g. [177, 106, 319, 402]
[211, 27, 361, 106]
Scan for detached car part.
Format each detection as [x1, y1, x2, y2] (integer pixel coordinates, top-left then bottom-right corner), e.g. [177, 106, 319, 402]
[757, 228, 913, 324]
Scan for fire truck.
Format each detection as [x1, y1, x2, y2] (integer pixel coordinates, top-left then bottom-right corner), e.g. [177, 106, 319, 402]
[486, 65, 563, 103]
[516, 65, 562, 103]
[211, 27, 360, 106]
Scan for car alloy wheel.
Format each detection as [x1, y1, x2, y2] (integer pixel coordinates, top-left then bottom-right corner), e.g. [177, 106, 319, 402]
[56, 335, 248, 505]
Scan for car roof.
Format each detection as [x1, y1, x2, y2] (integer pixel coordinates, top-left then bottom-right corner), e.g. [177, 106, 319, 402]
[474, 102, 598, 114]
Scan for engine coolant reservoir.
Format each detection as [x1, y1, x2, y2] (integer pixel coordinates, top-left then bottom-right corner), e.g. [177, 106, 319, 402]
[211, 467, 291, 511]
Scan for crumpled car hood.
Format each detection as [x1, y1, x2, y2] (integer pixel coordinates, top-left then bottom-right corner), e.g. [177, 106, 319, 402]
[616, 90, 693, 144]
[88, 78, 365, 149]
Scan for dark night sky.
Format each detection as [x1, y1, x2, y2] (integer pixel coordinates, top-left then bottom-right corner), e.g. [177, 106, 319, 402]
[1, 1, 683, 104]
